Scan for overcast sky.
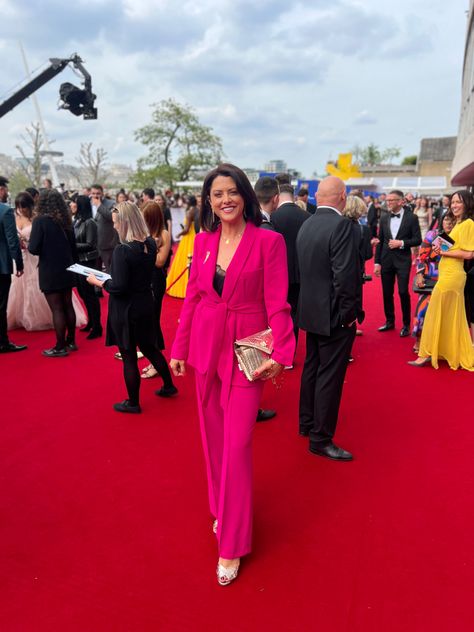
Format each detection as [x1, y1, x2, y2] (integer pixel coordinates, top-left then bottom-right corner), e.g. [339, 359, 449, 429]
[0, 0, 468, 178]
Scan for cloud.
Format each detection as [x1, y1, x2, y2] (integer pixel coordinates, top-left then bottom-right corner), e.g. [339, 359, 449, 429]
[354, 110, 377, 125]
[0, 0, 465, 177]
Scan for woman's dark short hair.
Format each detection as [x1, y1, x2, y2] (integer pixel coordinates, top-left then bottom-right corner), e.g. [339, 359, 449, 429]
[450, 190, 474, 221]
[200, 164, 262, 232]
[75, 195, 93, 221]
[188, 195, 197, 207]
[15, 192, 35, 220]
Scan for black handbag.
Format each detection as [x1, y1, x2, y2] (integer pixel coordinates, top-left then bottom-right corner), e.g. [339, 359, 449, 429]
[413, 276, 436, 294]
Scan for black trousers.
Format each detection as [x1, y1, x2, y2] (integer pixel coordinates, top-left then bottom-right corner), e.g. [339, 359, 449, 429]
[118, 321, 173, 406]
[99, 249, 114, 273]
[465, 266, 474, 325]
[0, 273, 12, 346]
[287, 282, 300, 349]
[299, 325, 356, 446]
[76, 271, 101, 330]
[381, 258, 411, 327]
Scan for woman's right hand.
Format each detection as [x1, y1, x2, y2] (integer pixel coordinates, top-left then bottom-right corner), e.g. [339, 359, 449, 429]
[415, 273, 425, 288]
[170, 359, 186, 377]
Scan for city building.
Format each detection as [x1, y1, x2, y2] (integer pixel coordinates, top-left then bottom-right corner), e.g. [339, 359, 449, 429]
[346, 137, 457, 195]
[451, 0, 474, 186]
[264, 159, 287, 173]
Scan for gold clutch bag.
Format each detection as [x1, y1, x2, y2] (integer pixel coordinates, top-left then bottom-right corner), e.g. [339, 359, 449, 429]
[234, 328, 273, 382]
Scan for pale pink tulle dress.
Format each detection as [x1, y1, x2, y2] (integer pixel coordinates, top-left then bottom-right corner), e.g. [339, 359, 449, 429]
[7, 224, 87, 331]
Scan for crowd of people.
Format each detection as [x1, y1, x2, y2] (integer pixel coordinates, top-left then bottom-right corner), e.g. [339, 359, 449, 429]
[1, 167, 474, 587]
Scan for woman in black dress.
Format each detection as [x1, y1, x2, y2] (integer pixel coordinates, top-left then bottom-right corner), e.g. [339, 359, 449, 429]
[28, 189, 78, 357]
[140, 200, 171, 378]
[71, 195, 102, 339]
[87, 201, 177, 413]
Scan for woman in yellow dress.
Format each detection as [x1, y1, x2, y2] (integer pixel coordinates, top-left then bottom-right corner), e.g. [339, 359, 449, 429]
[166, 196, 198, 299]
[409, 190, 474, 370]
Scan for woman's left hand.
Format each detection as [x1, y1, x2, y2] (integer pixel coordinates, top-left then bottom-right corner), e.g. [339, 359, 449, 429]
[86, 273, 104, 288]
[253, 358, 284, 381]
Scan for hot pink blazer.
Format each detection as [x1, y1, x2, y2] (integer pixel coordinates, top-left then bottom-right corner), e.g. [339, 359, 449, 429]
[171, 221, 295, 403]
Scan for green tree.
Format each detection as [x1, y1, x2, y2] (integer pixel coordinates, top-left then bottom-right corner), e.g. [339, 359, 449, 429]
[7, 170, 32, 199]
[402, 155, 417, 166]
[359, 143, 382, 166]
[134, 98, 223, 189]
[353, 143, 402, 166]
[381, 146, 401, 164]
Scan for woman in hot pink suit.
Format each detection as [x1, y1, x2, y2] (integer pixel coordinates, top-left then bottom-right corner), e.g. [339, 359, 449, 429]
[171, 164, 295, 585]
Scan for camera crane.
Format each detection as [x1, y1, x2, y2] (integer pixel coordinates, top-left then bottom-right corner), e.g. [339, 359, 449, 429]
[0, 54, 97, 120]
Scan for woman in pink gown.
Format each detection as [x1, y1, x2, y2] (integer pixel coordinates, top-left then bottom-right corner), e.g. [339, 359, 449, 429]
[7, 192, 86, 331]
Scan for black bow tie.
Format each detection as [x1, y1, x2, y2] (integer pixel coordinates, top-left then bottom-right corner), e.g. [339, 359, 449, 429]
[390, 213, 401, 219]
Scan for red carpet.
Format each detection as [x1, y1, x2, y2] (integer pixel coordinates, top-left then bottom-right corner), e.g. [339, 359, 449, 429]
[1, 274, 473, 631]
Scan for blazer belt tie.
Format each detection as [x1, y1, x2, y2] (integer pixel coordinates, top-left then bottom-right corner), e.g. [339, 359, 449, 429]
[202, 299, 265, 407]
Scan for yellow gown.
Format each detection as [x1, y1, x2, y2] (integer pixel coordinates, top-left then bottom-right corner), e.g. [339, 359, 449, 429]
[419, 218, 474, 370]
[166, 222, 196, 299]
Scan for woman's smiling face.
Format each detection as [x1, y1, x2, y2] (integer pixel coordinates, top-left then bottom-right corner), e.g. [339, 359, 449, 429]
[209, 176, 245, 226]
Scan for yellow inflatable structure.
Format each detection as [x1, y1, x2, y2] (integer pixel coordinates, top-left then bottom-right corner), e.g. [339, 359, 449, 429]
[326, 153, 362, 181]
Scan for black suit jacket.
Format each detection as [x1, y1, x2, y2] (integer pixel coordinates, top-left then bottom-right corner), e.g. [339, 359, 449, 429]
[306, 201, 317, 215]
[367, 202, 379, 238]
[95, 199, 118, 251]
[271, 202, 310, 284]
[374, 209, 421, 267]
[0, 202, 23, 274]
[296, 207, 358, 336]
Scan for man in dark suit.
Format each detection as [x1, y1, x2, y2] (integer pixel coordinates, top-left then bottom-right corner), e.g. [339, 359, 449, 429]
[90, 184, 117, 272]
[374, 189, 421, 337]
[0, 176, 27, 353]
[297, 176, 358, 461]
[430, 194, 451, 230]
[252, 175, 280, 422]
[297, 187, 317, 214]
[271, 183, 309, 348]
[255, 175, 279, 229]
[366, 196, 379, 238]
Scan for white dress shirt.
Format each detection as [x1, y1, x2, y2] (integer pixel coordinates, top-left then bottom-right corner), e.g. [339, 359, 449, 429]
[389, 208, 404, 248]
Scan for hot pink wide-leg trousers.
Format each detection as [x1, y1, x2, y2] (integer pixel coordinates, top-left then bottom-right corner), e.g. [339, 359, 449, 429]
[195, 372, 264, 559]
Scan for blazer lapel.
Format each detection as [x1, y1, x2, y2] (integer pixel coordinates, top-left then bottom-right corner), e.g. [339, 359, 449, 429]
[385, 213, 393, 240]
[222, 222, 258, 302]
[201, 229, 220, 296]
[395, 210, 410, 239]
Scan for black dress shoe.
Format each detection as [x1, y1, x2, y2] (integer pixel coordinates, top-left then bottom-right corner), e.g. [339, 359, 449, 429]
[378, 323, 395, 332]
[0, 342, 27, 353]
[42, 347, 69, 357]
[113, 400, 141, 414]
[400, 326, 410, 337]
[155, 385, 178, 398]
[309, 442, 353, 461]
[256, 409, 276, 422]
[66, 342, 78, 351]
[86, 328, 103, 340]
[80, 323, 92, 332]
